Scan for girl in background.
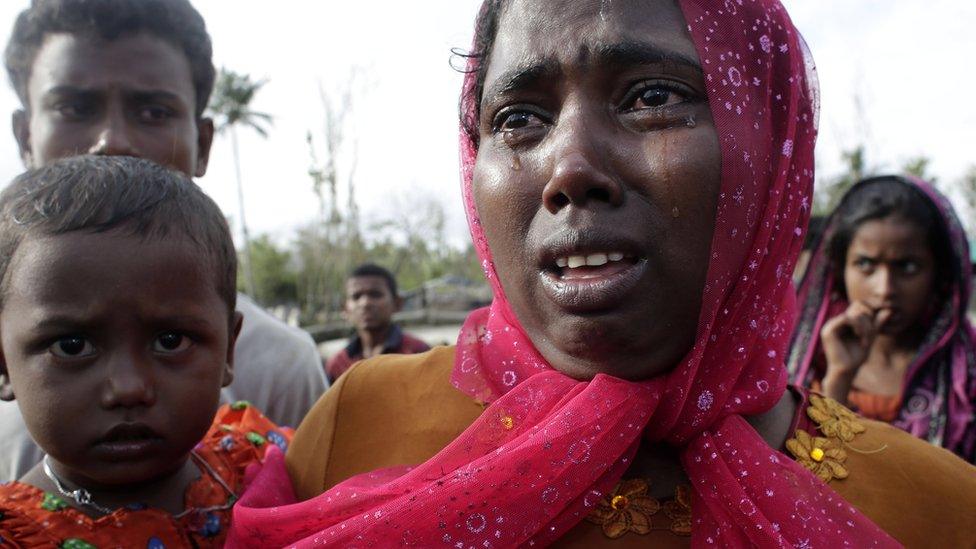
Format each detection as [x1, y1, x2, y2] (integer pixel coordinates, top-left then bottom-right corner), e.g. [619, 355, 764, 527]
[789, 175, 976, 462]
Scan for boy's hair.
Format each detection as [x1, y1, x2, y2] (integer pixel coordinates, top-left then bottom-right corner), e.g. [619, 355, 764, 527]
[350, 263, 398, 298]
[5, 0, 215, 117]
[0, 155, 236, 314]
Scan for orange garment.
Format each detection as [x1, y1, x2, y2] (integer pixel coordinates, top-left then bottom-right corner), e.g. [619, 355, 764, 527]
[288, 347, 976, 548]
[811, 379, 902, 423]
[0, 402, 291, 548]
[847, 388, 902, 423]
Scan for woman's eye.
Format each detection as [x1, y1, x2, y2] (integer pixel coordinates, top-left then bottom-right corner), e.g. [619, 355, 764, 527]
[623, 83, 689, 112]
[497, 111, 542, 132]
[49, 337, 96, 359]
[638, 88, 673, 108]
[901, 261, 919, 275]
[153, 332, 192, 353]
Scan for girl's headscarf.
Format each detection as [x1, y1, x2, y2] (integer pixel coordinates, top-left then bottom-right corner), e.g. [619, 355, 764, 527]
[788, 176, 976, 462]
[228, 1, 898, 546]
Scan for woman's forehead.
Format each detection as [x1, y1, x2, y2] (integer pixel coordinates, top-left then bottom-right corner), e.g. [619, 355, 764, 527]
[488, 0, 698, 76]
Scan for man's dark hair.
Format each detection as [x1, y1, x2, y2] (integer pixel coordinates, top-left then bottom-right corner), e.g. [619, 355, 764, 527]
[350, 263, 398, 298]
[827, 175, 954, 300]
[5, 0, 215, 117]
[0, 155, 236, 315]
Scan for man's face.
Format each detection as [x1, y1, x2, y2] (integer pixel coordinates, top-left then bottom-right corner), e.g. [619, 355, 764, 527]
[14, 31, 213, 177]
[344, 276, 398, 332]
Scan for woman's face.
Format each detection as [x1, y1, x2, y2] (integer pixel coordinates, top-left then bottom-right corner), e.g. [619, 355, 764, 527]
[472, 0, 721, 380]
[843, 216, 937, 336]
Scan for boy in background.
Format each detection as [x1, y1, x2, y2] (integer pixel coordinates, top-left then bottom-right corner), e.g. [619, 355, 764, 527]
[326, 264, 430, 381]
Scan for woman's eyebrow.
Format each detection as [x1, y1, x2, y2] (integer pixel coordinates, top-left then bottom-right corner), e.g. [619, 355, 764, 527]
[481, 41, 702, 109]
[593, 41, 703, 72]
[482, 59, 562, 106]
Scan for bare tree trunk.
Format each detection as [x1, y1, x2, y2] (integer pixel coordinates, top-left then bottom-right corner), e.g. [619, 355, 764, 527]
[231, 126, 257, 299]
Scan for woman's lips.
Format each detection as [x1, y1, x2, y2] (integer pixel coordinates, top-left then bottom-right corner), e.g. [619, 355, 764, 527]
[540, 258, 647, 312]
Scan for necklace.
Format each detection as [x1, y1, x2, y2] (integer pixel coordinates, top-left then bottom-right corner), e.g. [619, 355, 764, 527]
[42, 452, 238, 518]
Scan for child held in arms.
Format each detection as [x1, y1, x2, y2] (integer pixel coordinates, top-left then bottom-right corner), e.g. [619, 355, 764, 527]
[0, 156, 290, 547]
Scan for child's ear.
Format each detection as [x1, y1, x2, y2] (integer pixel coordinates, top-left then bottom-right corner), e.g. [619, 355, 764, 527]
[394, 295, 404, 313]
[0, 346, 14, 402]
[222, 312, 243, 388]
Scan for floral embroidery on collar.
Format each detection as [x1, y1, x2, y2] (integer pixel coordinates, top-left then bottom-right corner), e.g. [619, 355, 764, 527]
[662, 484, 692, 536]
[786, 430, 849, 483]
[785, 394, 887, 483]
[586, 479, 660, 538]
[806, 395, 866, 442]
[586, 479, 694, 539]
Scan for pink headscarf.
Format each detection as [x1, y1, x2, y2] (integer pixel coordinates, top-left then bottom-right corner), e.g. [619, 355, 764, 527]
[228, 1, 899, 546]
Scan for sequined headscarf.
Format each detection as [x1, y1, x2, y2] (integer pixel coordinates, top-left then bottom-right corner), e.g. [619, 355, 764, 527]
[788, 176, 976, 462]
[228, 1, 898, 546]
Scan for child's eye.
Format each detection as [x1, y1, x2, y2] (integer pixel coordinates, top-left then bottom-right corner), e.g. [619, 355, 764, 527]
[49, 336, 96, 359]
[152, 332, 192, 354]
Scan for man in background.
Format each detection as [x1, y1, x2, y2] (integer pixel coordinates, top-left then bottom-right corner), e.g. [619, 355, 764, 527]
[0, 0, 327, 481]
[326, 264, 430, 381]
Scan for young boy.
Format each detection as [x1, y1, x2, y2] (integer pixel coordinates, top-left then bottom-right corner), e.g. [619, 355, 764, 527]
[1, 0, 326, 481]
[0, 156, 290, 547]
[325, 264, 430, 381]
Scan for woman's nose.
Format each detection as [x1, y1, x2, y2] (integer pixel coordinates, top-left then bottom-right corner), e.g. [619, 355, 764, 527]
[541, 115, 623, 214]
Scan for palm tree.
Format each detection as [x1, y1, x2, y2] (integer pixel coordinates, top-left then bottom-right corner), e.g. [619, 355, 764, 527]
[209, 68, 273, 300]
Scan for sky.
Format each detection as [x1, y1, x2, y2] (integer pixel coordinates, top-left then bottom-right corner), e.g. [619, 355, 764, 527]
[0, 0, 972, 248]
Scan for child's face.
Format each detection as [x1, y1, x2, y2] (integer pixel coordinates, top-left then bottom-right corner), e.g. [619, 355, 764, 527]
[0, 230, 238, 487]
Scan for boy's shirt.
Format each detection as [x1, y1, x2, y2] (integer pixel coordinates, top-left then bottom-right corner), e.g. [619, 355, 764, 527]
[0, 402, 291, 548]
[325, 324, 431, 382]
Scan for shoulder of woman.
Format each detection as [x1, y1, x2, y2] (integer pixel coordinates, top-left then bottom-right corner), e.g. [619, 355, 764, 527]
[285, 346, 484, 499]
[793, 396, 976, 547]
